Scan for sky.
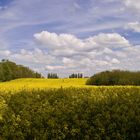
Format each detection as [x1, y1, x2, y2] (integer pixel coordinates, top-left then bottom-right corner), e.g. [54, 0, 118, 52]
[0, 0, 140, 77]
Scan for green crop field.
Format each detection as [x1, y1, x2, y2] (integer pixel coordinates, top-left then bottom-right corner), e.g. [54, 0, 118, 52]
[0, 78, 140, 139]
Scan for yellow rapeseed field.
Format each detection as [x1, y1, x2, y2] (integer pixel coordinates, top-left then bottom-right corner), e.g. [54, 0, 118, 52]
[0, 78, 140, 139]
[0, 78, 89, 92]
[0, 78, 139, 94]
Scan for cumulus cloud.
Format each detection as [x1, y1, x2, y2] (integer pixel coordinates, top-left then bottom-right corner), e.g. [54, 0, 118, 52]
[32, 30, 139, 76]
[34, 31, 130, 52]
[10, 48, 55, 65]
[87, 33, 130, 49]
[0, 31, 139, 77]
[126, 22, 140, 32]
[34, 31, 85, 51]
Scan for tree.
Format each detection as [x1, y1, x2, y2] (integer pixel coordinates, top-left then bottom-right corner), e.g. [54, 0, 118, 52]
[86, 70, 140, 85]
[69, 73, 83, 78]
[0, 60, 42, 82]
[47, 73, 59, 79]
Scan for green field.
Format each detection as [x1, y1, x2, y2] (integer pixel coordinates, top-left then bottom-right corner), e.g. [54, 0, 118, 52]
[0, 78, 140, 139]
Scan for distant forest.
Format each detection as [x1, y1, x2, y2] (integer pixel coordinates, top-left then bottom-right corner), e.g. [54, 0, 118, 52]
[86, 70, 140, 85]
[0, 59, 42, 82]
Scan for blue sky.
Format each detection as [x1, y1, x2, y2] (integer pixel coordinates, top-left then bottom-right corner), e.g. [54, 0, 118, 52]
[0, 0, 140, 77]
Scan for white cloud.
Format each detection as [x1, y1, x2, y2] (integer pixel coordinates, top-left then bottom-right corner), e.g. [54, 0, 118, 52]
[87, 33, 130, 49]
[0, 50, 11, 57]
[111, 58, 120, 64]
[126, 22, 140, 32]
[45, 65, 65, 71]
[10, 48, 55, 65]
[34, 31, 130, 52]
[32, 31, 139, 76]
[34, 31, 84, 51]
[123, 0, 140, 11]
[0, 0, 140, 77]
[0, 31, 139, 77]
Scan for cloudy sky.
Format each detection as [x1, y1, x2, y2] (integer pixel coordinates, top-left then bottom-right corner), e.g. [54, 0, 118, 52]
[0, 0, 140, 77]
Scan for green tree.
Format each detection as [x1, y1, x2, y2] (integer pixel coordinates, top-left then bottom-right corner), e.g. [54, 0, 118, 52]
[86, 70, 140, 85]
[0, 60, 42, 82]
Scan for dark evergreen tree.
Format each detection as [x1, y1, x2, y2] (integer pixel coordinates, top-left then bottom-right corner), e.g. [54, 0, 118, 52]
[69, 73, 83, 78]
[47, 73, 59, 79]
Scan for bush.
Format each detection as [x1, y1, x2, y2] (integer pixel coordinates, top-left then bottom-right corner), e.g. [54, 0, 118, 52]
[0, 87, 140, 139]
[86, 70, 140, 85]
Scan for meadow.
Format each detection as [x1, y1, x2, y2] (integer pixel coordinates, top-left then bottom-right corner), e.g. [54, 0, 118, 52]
[0, 78, 140, 139]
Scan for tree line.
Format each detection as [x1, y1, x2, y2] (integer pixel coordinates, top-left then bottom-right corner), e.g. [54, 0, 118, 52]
[47, 73, 83, 79]
[0, 60, 84, 81]
[69, 73, 83, 78]
[47, 73, 59, 79]
[86, 70, 140, 85]
[0, 59, 42, 82]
